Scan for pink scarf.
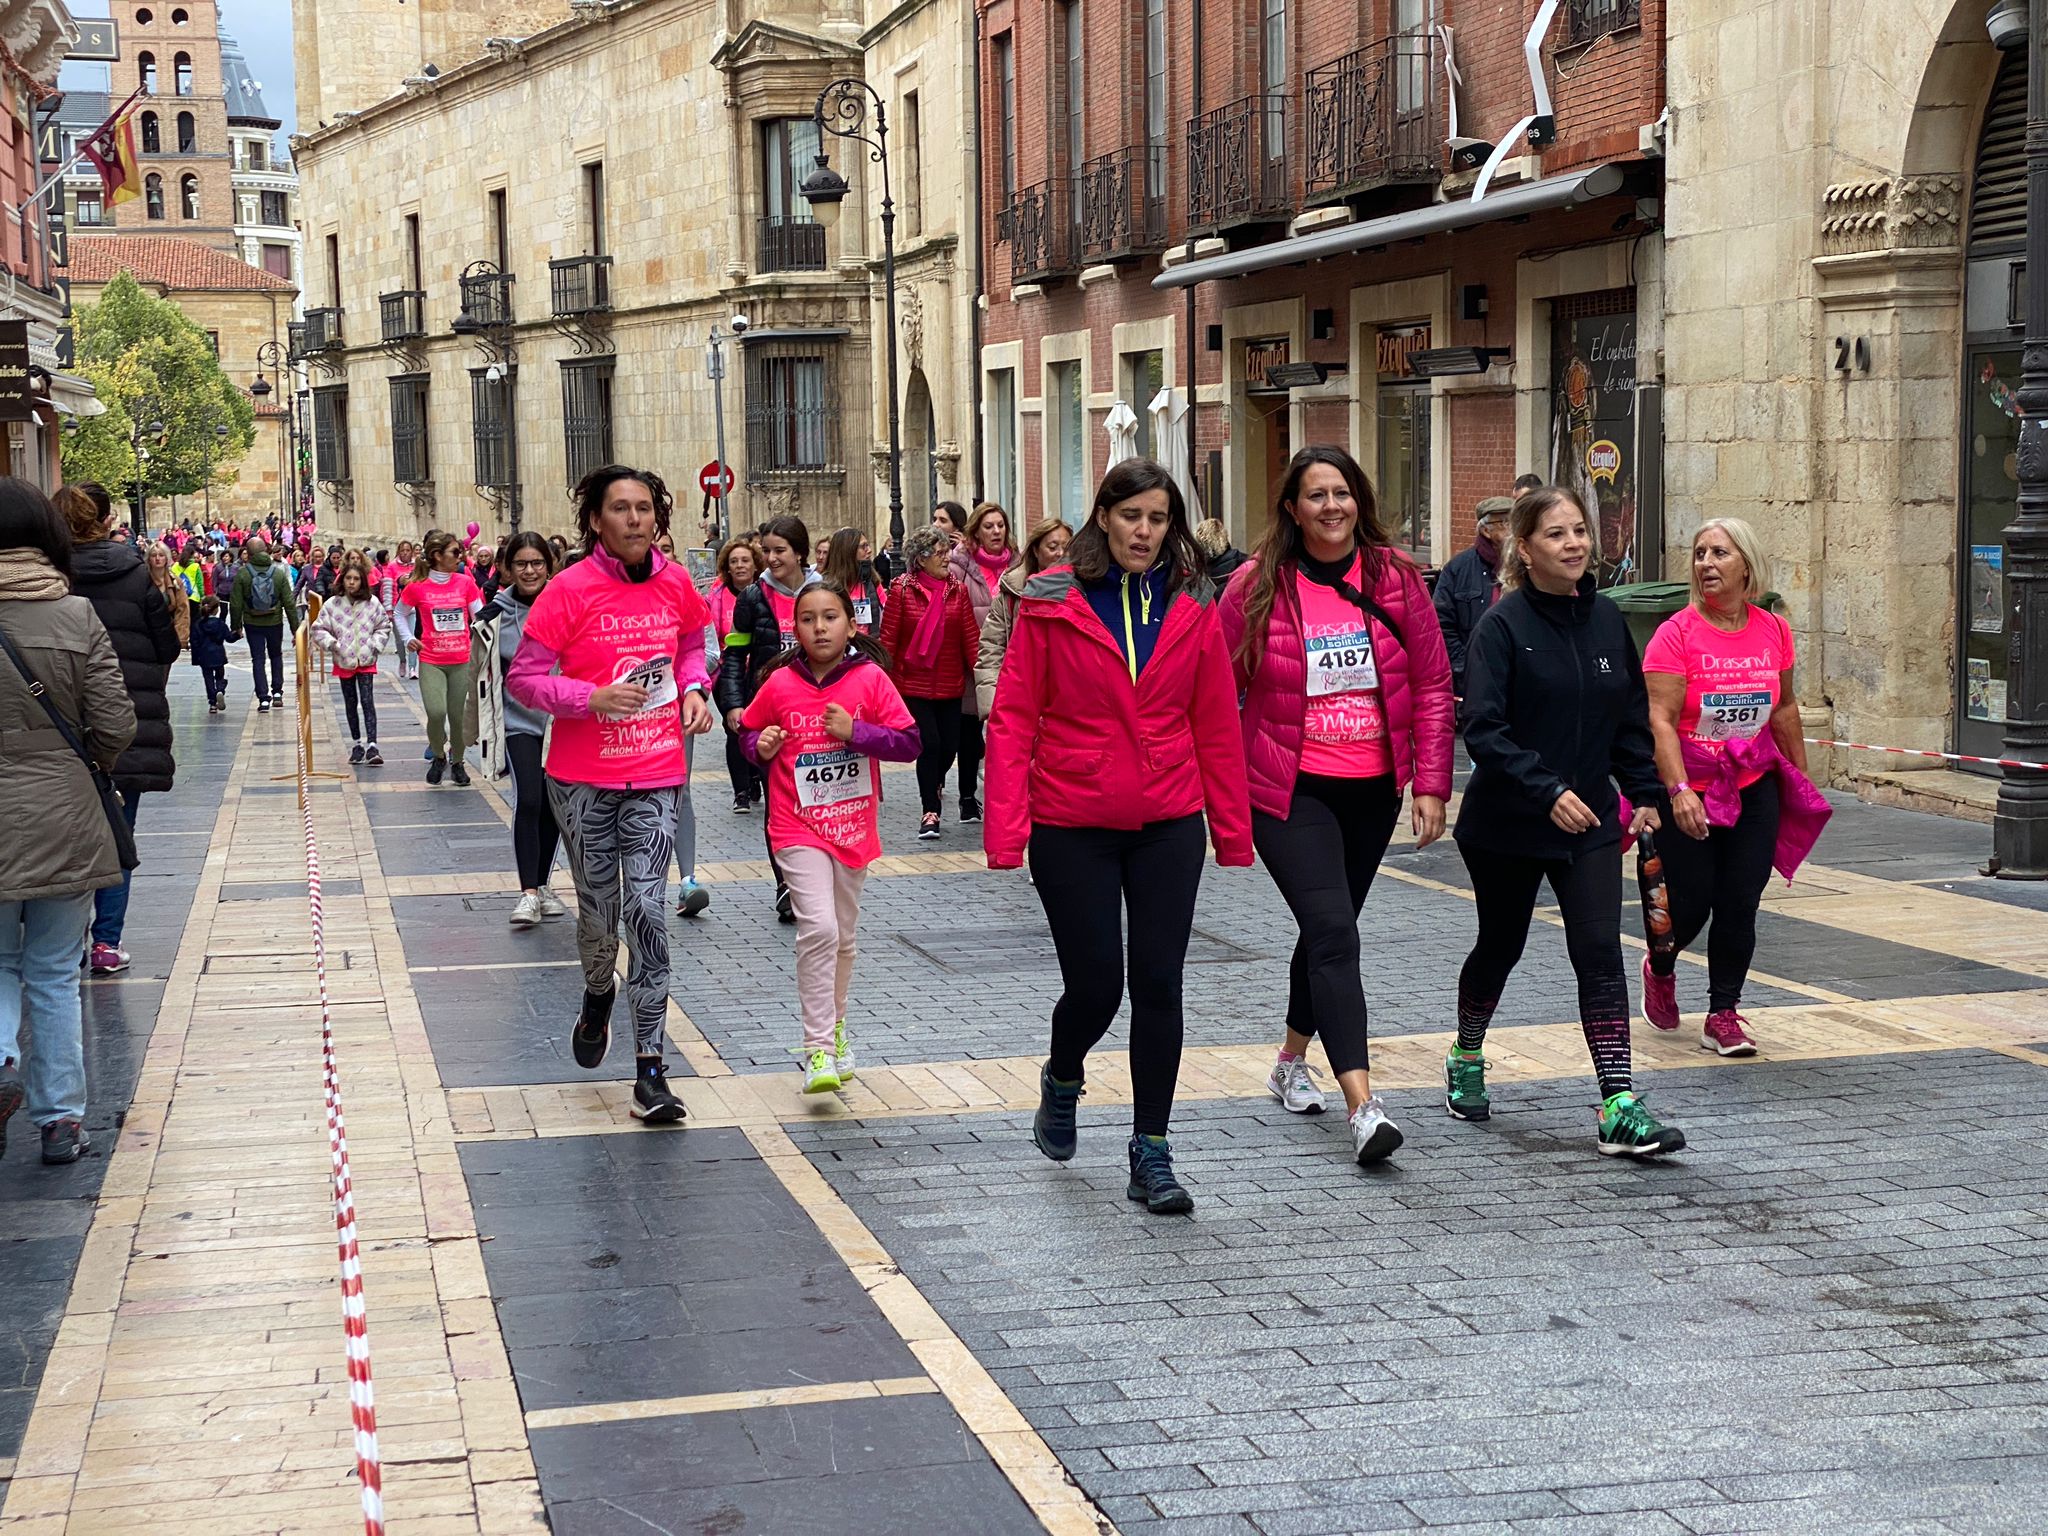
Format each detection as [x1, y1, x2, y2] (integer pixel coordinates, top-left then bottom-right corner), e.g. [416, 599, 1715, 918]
[906, 571, 949, 669]
[973, 546, 1010, 592]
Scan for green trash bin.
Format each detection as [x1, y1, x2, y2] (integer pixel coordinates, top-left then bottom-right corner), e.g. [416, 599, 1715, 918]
[1605, 581, 1786, 655]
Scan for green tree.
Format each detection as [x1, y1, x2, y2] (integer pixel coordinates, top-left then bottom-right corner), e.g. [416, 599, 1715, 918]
[60, 271, 256, 507]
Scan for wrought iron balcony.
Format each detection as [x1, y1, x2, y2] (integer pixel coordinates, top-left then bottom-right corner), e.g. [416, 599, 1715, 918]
[378, 289, 425, 342]
[1006, 180, 1080, 285]
[549, 255, 612, 317]
[1078, 146, 1170, 262]
[1305, 36, 1443, 204]
[302, 306, 343, 353]
[457, 268, 515, 331]
[757, 215, 827, 273]
[1560, 0, 1641, 47]
[1188, 94, 1291, 235]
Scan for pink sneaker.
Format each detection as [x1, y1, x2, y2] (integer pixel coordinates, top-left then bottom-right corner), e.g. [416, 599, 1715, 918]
[1640, 955, 1680, 1031]
[88, 943, 129, 976]
[1701, 1010, 1758, 1057]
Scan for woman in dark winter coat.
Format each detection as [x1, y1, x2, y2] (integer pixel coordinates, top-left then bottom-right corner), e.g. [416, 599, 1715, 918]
[55, 483, 177, 976]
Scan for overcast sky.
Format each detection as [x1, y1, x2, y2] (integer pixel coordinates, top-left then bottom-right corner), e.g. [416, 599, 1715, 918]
[60, 0, 298, 136]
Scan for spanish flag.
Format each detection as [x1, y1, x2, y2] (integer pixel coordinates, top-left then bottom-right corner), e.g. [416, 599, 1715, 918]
[80, 89, 144, 206]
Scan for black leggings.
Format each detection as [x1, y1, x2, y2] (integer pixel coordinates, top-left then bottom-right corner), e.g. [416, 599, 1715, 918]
[506, 732, 560, 891]
[1031, 815, 1207, 1137]
[1456, 840, 1632, 1099]
[905, 694, 962, 815]
[957, 713, 985, 802]
[723, 721, 760, 799]
[339, 671, 378, 744]
[1252, 773, 1401, 1075]
[1653, 778, 1780, 1012]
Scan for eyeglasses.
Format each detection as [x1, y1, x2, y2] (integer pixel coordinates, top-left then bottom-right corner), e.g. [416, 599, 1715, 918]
[510, 559, 548, 573]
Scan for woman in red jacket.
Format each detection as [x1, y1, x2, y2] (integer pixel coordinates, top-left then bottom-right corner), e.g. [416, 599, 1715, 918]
[877, 522, 979, 840]
[985, 458, 1253, 1215]
[1220, 446, 1455, 1167]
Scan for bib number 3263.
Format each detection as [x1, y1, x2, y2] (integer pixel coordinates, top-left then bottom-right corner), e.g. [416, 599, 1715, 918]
[795, 747, 871, 810]
[1306, 627, 1378, 698]
[1697, 689, 1771, 742]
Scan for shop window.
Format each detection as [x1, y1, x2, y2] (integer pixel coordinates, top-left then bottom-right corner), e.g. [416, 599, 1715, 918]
[1123, 349, 1164, 460]
[1375, 322, 1433, 555]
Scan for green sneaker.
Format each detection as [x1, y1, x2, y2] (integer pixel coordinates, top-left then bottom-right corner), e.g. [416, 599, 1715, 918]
[1597, 1091, 1686, 1158]
[832, 1019, 856, 1081]
[801, 1048, 842, 1095]
[1444, 1048, 1490, 1121]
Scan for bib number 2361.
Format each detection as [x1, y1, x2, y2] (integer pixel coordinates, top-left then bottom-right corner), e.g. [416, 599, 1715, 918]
[1306, 629, 1378, 698]
[795, 748, 871, 810]
[1697, 690, 1771, 742]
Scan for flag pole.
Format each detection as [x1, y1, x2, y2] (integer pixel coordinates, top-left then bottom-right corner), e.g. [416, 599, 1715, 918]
[21, 86, 144, 214]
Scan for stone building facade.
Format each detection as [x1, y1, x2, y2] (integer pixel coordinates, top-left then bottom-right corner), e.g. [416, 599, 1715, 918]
[288, 0, 893, 549]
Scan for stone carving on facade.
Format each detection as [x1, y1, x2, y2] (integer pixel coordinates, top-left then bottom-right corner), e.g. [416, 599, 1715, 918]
[765, 485, 802, 518]
[899, 283, 925, 373]
[1820, 174, 1963, 257]
[933, 443, 961, 488]
[871, 446, 892, 487]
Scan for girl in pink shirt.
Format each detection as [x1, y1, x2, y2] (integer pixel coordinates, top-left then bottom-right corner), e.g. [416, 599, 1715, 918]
[398, 531, 484, 785]
[711, 537, 764, 811]
[740, 582, 920, 1095]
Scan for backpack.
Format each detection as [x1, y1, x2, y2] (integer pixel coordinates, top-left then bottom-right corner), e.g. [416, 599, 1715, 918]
[247, 564, 280, 616]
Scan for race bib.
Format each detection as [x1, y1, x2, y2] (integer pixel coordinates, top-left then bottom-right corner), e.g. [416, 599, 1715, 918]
[794, 747, 871, 809]
[622, 653, 679, 714]
[430, 606, 465, 634]
[853, 600, 874, 627]
[1306, 626, 1378, 698]
[1697, 690, 1770, 742]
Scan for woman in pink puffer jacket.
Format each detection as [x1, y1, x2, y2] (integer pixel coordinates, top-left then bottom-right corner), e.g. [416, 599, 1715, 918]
[1218, 445, 1455, 1168]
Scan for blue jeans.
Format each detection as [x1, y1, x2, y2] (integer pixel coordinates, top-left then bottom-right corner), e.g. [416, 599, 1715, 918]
[90, 792, 142, 948]
[0, 892, 93, 1123]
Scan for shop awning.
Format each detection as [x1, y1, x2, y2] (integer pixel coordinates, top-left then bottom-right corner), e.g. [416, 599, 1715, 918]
[1152, 162, 1629, 291]
[43, 370, 105, 418]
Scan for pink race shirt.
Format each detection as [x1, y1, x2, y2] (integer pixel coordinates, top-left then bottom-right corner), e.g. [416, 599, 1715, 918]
[1643, 604, 1796, 789]
[401, 573, 482, 665]
[742, 660, 913, 869]
[1295, 560, 1393, 779]
[524, 556, 711, 789]
[710, 582, 745, 645]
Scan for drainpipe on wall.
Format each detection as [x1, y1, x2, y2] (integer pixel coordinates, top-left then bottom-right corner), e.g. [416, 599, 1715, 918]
[970, 2, 985, 503]
[1186, 0, 1202, 517]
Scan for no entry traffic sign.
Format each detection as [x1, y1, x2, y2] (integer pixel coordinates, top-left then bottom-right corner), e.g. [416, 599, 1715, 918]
[699, 460, 735, 497]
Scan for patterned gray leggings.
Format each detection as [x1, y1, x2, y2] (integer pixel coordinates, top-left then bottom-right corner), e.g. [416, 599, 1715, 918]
[547, 780, 679, 1059]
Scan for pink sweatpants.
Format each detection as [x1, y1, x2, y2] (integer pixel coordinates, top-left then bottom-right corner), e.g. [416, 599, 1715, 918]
[779, 845, 869, 1050]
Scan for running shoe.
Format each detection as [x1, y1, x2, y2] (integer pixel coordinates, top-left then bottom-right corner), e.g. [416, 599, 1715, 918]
[1641, 955, 1681, 1031]
[1126, 1135, 1194, 1215]
[801, 1048, 842, 1095]
[0, 1062, 21, 1160]
[732, 792, 751, 814]
[1444, 1048, 1490, 1122]
[257, 698, 270, 713]
[1597, 1091, 1687, 1158]
[535, 886, 567, 920]
[365, 745, 384, 766]
[832, 1019, 856, 1082]
[676, 880, 710, 918]
[271, 692, 284, 707]
[450, 762, 472, 788]
[509, 892, 544, 929]
[1267, 1055, 1326, 1115]
[88, 943, 128, 976]
[775, 885, 795, 924]
[1349, 1096, 1403, 1165]
[1031, 1063, 1083, 1161]
[917, 812, 941, 840]
[349, 744, 365, 765]
[1701, 1010, 1758, 1058]
[426, 757, 446, 785]
[631, 1061, 687, 1124]
[40, 1118, 88, 1165]
[572, 986, 615, 1070]
[958, 795, 983, 824]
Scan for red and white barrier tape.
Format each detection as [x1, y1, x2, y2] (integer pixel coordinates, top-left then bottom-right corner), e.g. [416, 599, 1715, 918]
[1810, 738, 2048, 774]
[295, 708, 385, 1536]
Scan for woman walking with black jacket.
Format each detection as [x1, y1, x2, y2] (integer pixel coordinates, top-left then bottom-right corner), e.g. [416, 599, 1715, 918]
[1448, 486, 1683, 1158]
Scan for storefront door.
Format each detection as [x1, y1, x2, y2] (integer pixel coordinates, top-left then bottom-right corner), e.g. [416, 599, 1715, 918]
[1549, 290, 1639, 586]
[1960, 345, 2020, 767]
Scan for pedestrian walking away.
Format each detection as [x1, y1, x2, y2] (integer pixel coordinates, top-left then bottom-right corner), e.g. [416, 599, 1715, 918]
[1449, 486, 1683, 1158]
[474, 532, 567, 928]
[399, 530, 484, 786]
[1643, 517, 1831, 1055]
[1219, 445, 1456, 1165]
[949, 502, 1016, 824]
[189, 596, 231, 713]
[709, 534, 766, 814]
[1193, 517, 1249, 585]
[975, 516, 1072, 717]
[879, 524, 978, 842]
[985, 458, 1253, 1214]
[227, 533, 299, 711]
[508, 465, 715, 1124]
[311, 561, 393, 766]
[0, 477, 138, 1165]
[1434, 495, 1511, 709]
[58, 483, 178, 977]
[739, 581, 920, 1094]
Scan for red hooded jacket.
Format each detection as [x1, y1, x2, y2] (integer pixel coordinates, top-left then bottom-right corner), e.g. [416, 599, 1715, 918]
[983, 568, 1253, 869]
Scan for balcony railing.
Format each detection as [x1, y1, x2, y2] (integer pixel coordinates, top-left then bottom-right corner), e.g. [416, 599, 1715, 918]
[1006, 180, 1080, 284]
[1078, 146, 1170, 262]
[378, 289, 425, 342]
[1188, 93, 1291, 234]
[458, 268, 515, 330]
[1305, 35, 1443, 203]
[757, 215, 827, 273]
[550, 255, 613, 317]
[286, 319, 307, 363]
[302, 306, 343, 353]
[1561, 0, 1641, 47]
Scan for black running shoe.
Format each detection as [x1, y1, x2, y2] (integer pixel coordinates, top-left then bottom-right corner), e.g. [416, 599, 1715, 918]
[1126, 1134, 1194, 1215]
[450, 761, 471, 787]
[630, 1059, 686, 1124]
[40, 1118, 88, 1166]
[958, 796, 983, 824]
[426, 757, 446, 785]
[572, 986, 615, 1070]
[1031, 1063, 1083, 1162]
[732, 792, 751, 815]
[349, 745, 365, 765]
[775, 885, 795, 924]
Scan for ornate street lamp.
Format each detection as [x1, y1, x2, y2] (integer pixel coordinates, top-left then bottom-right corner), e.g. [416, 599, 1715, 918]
[252, 339, 296, 525]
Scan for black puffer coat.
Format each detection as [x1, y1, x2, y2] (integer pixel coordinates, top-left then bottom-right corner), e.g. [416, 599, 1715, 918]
[71, 539, 179, 795]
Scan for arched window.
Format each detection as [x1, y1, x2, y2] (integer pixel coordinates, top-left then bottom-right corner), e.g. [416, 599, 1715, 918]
[140, 111, 160, 153]
[136, 6, 153, 23]
[174, 52, 192, 96]
[145, 174, 165, 220]
[180, 174, 199, 220]
[177, 111, 195, 153]
[138, 52, 156, 93]
[171, 8, 189, 23]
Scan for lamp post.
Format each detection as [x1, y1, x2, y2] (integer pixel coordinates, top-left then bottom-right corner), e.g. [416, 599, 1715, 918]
[127, 404, 165, 538]
[801, 78, 903, 547]
[251, 340, 294, 527]
[1994, 0, 2048, 876]
[453, 260, 521, 532]
[201, 420, 228, 523]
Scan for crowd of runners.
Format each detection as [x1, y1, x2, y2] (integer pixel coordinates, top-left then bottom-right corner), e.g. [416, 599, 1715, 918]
[0, 450, 1830, 1203]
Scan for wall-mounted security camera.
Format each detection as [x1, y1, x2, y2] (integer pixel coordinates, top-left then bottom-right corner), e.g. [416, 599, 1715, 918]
[728, 313, 750, 334]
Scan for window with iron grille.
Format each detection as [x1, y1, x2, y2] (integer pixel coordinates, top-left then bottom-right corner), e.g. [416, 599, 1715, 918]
[312, 386, 351, 484]
[744, 340, 841, 479]
[470, 367, 517, 490]
[1561, 0, 1640, 47]
[389, 374, 429, 485]
[561, 360, 614, 489]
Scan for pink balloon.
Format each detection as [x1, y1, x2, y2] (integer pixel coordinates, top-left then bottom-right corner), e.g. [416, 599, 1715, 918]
[465, 521, 480, 540]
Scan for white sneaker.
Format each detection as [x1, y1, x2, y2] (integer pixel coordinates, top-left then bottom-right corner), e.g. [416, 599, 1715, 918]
[832, 1019, 856, 1082]
[1266, 1056, 1326, 1115]
[1349, 1095, 1404, 1166]
[535, 886, 567, 920]
[509, 892, 545, 928]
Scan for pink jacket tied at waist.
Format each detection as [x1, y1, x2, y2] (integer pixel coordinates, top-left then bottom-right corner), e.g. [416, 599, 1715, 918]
[1624, 732, 1833, 883]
